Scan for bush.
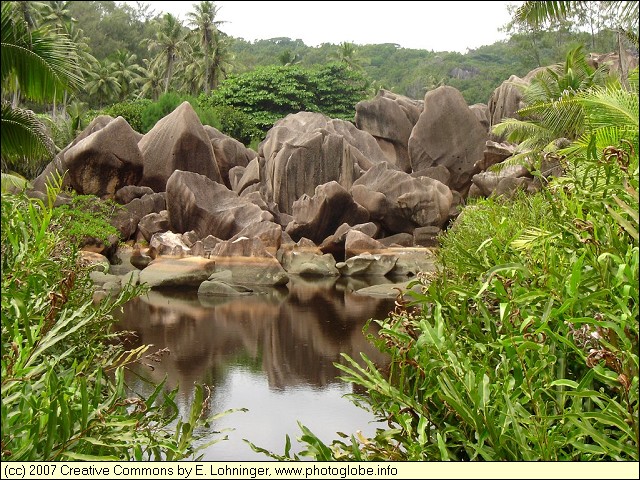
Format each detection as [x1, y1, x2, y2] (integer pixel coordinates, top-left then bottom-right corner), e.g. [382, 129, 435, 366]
[134, 93, 259, 145]
[202, 63, 370, 133]
[140, 92, 185, 133]
[202, 103, 262, 146]
[52, 193, 121, 243]
[102, 99, 152, 133]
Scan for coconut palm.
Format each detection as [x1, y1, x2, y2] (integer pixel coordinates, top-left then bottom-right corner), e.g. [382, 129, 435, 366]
[278, 49, 302, 66]
[110, 49, 144, 101]
[208, 28, 233, 89]
[516, 1, 639, 85]
[179, 38, 206, 95]
[330, 41, 364, 71]
[138, 58, 165, 101]
[516, 1, 638, 32]
[146, 13, 188, 94]
[85, 59, 121, 108]
[1, 1, 81, 175]
[40, 0, 76, 32]
[562, 69, 638, 165]
[9, 0, 46, 30]
[187, 0, 225, 94]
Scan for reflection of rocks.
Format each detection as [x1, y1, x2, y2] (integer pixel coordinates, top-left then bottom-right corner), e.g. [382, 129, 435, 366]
[114, 277, 391, 392]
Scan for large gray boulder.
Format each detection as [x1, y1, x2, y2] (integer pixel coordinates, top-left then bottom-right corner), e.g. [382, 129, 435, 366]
[351, 162, 453, 234]
[31, 115, 115, 193]
[231, 157, 262, 194]
[336, 253, 397, 277]
[139, 257, 218, 289]
[114, 185, 155, 205]
[319, 222, 379, 256]
[60, 116, 144, 199]
[211, 240, 290, 286]
[228, 221, 284, 257]
[355, 89, 423, 172]
[110, 192, 166, 240]
[285, 181, 369, 244]
[487, 66, 544, 139]
[408, 85, 487, 193]
[487, 74, 529, 139]
[204, 125, 257, 189]
[139, 102, 222, 191]
[259, 112, 388, 214]
[165, 170, 273, 240]
[279, 241, 339, 277]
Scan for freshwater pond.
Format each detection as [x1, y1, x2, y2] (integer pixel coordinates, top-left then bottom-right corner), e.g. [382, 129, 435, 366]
[114, 275, 397, 460]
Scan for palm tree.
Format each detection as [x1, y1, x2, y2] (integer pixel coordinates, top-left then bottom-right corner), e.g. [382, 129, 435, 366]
[516, 1, 639, 85]
[494, 46, 610, 150]
[186, 1, 225, 94]
[40, 0, 76, 32]
[110, 49, 144, 101]
[138, 58, 165, 101]
[179, 38, 206, 95]
[147, 13, 188, 94]
[516, 1, 638, 31]
[1, 1, 81, 176]
[10, 0, 46, 30]
[562, 70, 638, 166]
[208, 28, 233, 89]
[330, 41, 363, 71]
[278, 49, 302, 66]
[85, 59, 121, 108]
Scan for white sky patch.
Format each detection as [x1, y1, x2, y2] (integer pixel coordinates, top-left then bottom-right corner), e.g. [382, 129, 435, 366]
[122, 1, 522, 53]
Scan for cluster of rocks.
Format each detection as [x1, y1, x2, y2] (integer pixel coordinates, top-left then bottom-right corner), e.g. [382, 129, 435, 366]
[36, 54, 629, 294]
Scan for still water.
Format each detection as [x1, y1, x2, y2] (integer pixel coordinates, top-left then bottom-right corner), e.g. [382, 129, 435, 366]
[114, 275, 396, 460]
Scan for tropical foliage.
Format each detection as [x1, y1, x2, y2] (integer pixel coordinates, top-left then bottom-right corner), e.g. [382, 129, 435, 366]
[1, 179, 238, 460]
[491, 45, 611, 168]
[1, 0, 81, 176]
[200, 63, 370, 131]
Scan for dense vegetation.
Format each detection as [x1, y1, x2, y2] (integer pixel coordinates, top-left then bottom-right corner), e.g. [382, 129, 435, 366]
[1, 0, 638, 463]
[251, 67, 639, 462]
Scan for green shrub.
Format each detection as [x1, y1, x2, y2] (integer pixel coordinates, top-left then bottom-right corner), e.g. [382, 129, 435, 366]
[102, 99, 152, 133]
[200, 103, 262, 146]
[140, 92, 185, 133]
[52, 194, 121, 244]
[201, 63, 370, 133]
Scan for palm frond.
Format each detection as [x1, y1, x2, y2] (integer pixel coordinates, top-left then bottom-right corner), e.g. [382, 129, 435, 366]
[1, 172, 30, 193]
[1, 2, 82, 102]
[515, 1, 577, 26]
[628, 68, 639, 94]
[578, 85, 639, 132]
[492, 118, 556, 150]
[511, 226, 560, 251]
[519, 95, 585, 140]
[0, 102, 54, 165]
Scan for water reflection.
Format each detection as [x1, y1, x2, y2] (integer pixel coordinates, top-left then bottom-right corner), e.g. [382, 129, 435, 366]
[114, 276, 395, 460]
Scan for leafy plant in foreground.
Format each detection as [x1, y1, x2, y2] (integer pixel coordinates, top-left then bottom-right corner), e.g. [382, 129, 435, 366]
[1, 180, 235, 460]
